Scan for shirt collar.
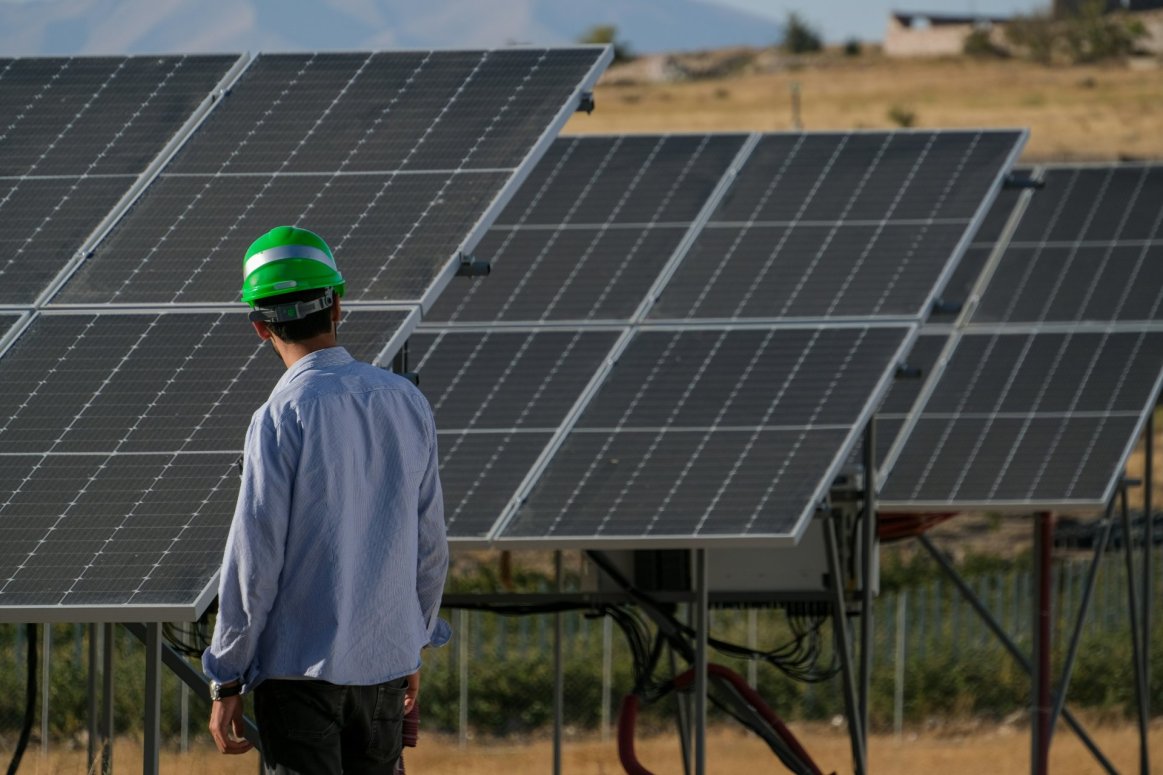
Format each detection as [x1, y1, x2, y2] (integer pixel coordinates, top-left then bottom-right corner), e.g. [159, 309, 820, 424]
[272, 346, 354, 394]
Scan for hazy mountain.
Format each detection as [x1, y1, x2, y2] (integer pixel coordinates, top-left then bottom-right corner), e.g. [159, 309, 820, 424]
[0, 0, 782, 56]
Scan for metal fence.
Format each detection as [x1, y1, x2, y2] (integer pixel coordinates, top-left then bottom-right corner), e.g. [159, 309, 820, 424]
[0, 545, 1159, 765]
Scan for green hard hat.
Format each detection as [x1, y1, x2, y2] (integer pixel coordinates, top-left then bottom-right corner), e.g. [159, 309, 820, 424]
[241, 226, 346, 305]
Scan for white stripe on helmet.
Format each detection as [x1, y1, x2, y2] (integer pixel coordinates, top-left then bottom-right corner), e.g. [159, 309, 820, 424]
[244, 244, 337, 278]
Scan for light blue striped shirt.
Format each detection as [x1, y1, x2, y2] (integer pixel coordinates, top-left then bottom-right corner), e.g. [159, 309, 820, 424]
[203, 346, 450, 691]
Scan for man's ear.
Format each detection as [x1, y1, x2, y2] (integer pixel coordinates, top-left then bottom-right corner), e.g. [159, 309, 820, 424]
[331, 296, 342, 323]
[252, 320, 273, 341]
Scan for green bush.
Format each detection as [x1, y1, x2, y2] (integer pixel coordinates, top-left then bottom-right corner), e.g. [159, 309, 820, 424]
[1005, 0, 1146, 64]
[577, 24, 634, 64]
[782, 13, 823, 55]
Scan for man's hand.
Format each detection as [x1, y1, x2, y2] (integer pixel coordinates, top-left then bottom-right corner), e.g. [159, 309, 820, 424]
[404, 671, 420, 715]
[209, 694, 254, 755]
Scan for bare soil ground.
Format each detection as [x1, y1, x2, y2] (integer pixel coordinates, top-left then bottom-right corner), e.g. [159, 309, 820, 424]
[562, 50, 1163, 163]
[23, 720, 1162, 774]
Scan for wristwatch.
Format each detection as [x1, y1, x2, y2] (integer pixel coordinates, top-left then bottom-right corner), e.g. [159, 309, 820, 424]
[209, 680, 242, 701]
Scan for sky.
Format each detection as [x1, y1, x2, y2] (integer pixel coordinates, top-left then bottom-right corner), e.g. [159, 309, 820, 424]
[711, 0, 1049, 42]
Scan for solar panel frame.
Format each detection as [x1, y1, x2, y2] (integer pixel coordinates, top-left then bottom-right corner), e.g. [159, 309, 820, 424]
[879, 328, 1163, 512]
[490, 321, 919, 548]
[47, 47, 613, 318]
[0, 47, 614, 621]
[647, 129, 1028, 325]
[0, 306, 419, 621]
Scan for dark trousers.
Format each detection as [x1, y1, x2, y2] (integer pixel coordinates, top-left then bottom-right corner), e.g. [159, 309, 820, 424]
[253, 677, 407, 775]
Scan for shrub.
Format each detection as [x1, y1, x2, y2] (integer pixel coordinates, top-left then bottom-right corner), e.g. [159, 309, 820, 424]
[782, 13, 823, 55]
[1004, 0, 1146, 64]
[963, 28, 1008, 58]
[887, 105, 917, 128]
[578, 24, 634, 64]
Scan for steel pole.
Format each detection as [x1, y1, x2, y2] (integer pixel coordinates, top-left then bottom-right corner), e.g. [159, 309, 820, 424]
[1142, 407, 1154, 775]
[694, 549, 708, 775]
[553, 551, 564, 775]
[1120, 487, 1149, 775]
[102, 623, 114, 775]
[144, 623, 161, 775]
[825, 513, 866, 775]
[88, 623, 98, 771]
[860, 419, 877, 743]
[1032, 512, 1053, 775]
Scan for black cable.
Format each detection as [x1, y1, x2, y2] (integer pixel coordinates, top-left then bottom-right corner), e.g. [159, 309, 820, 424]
[7, 623, 38, 775]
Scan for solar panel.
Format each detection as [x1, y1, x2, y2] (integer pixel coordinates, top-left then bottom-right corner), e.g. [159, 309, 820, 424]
[411, 130, 1022, 546]
[408, 328, 621, 540]
[880, 330, 1163, 509]
[0, 55, 240, 304]
[0, 47, 613, 619]
[650, 131, 1024, 321]
[427, 133, 749, 323]
[497, 325, 913, 545]
[53, 48, 611, 307]
[882, 163, 1163, 512]
[0, 308, 413, 618]
[972, 165, 1163, 324]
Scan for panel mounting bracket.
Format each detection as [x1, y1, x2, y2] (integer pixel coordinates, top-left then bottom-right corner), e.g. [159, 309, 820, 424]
[932, 297, 962, 315]
[1003, 174, 1044, 190]
[455, 253, 491, 277]
[577, 91, 595, 114]
[895, 363, 923, 380]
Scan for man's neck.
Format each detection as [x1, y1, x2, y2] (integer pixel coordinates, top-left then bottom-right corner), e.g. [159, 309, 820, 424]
[272, 333, 339, 369]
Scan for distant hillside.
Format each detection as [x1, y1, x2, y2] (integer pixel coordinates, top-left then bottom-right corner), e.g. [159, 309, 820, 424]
[0, 0, 781, 56]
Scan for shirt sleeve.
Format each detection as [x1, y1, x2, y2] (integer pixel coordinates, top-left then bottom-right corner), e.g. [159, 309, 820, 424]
[414, 396, 450, 648]
[202, 404, 300, 688]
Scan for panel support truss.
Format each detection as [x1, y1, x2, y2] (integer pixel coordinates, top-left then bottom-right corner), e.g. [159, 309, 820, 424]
[916, 531, 1120, 774]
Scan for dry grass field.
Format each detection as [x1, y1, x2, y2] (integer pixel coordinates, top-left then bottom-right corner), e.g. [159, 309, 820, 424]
[562, 52, 1163, 163]
[22, 720, 1163, 774]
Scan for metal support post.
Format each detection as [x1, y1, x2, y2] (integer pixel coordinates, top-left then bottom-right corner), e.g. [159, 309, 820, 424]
[601, 615, 613, 743]
[917, 535, 1117, 774]
[457, 608, 468, 748]
[1050, 499, 1116, 736]
[1142, 407, 1154, 775]
[144, 623, 162, 775]
[860, 420, 877, 743]
[670, 643, 692, 775]
[88, 623, 98, 771]
[1032, 512, 1053, 775]
[1120, 487, 1149, 775]
[824, 512, 866, 775]
[553, 550, 564, 775]
[102, 623, 114, 775]
[694, 549, 708, 775]
[41, 623, 51, 759]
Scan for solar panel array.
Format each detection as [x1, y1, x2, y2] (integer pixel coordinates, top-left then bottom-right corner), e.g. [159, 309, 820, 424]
[881, 163, 1163, 511]
[417, 130, 1024, 547]
[0, 47, 611, 620]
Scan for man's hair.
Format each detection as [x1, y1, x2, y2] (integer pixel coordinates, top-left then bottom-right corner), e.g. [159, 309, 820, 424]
[259, 288, 335, 342]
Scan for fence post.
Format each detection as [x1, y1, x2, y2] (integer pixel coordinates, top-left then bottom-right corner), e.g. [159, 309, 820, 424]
[894, 591, 906, 739]
[601, 615, 613, 743]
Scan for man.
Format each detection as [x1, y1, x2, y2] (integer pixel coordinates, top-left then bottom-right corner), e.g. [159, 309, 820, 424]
[203, 225, 450, 774]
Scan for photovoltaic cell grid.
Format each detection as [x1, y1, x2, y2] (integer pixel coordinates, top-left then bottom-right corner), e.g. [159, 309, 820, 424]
[427, 133, 748, 323]
[972, 165, 1163, 325]
[881, 164, 1163, 510]
[408, 329, 621, 540]
[0, 48, 611, 618]
[421, 133, 752, 539]
[649, 131, 1023, 321]
[503, 327, 912, 544]
[414, 130, 1022, 545]
[0, 310, 410, 614]
[0, 55, 239, 303]
[55, 49, 609, 307]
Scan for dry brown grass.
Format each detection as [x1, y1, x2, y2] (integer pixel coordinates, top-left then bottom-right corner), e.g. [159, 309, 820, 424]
[22, 720, 1163, 774]
[563, 54, 1163, 163]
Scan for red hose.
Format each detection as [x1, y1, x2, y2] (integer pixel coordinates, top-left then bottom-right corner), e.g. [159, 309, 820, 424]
[617, 664, 830, 775]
